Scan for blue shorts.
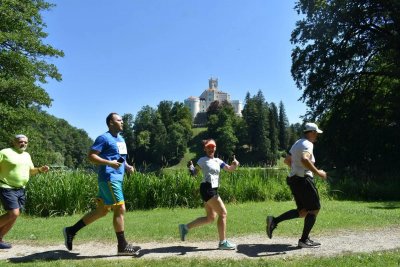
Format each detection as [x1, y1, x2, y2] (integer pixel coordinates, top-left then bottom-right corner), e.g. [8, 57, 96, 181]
[97, 180, 125, 206]
[0, 188, 26, 210]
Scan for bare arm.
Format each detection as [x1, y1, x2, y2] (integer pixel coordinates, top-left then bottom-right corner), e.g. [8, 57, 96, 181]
[30, 165, 50, 176]
[223, 155, 239, 172]
[88, 150, 121, 170]
[188, 161, 200, 176]
[284, 154, 292, 167]
[301, 152, 327, 179]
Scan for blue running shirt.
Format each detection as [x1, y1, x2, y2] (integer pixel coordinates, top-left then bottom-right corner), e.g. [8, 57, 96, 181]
[91, 132, 127, 181]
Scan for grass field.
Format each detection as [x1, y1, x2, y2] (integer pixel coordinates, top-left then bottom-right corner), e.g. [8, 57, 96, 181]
[2, 200, 399, 266]
[4, 250, 400, 267]
[5, 200, 400, 244]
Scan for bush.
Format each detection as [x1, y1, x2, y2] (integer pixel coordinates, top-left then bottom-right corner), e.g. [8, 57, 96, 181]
[15, 168, 331, 217]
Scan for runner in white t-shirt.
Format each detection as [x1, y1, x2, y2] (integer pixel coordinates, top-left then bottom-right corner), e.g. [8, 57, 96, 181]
[178, 139, 239, 250]
[266, 122, 327, 248]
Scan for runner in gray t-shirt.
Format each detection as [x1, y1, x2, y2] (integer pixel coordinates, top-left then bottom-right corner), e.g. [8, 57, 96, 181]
[178, 139, 240, 250]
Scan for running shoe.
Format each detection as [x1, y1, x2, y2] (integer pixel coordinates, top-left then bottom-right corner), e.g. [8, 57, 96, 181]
[298, 238, 321, 248]
[266, 216, 276, 239]
[117, 244, 141, 256]
[179, 224, 188, 241]
[63, 227, 75, 251]
[218, 240, 236, 250]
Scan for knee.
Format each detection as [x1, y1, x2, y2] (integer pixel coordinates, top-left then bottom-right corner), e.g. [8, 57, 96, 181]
[113, 205, 126, 215]
[219, 209, 227, 220]
[98, 207, 110, 217]
[7, 209, 20, 220]
[206, 213, 217, 223]
[309, 209, 319, 216]
[298, 209, 307, 218]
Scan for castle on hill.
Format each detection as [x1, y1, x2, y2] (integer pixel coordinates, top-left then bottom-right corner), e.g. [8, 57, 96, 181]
[184, 78, 243, 122]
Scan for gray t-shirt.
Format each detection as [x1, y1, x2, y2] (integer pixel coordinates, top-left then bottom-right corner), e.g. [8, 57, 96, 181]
[289, 138, 315, 178]
[197, 156, 226, 188]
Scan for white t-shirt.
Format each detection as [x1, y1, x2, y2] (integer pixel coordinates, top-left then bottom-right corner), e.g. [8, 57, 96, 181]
[197, 156, 226, 188]
[289, 138, 315, 178]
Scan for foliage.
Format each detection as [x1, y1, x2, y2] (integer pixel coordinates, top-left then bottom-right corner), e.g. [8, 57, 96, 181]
[278, 101, 290, 151]
[291, 0, 400, 180]
[125, 101, 192, 168]
[0, 1, 92, 168]
[0, 0, 64, 108]
[16, 167, 332, 216]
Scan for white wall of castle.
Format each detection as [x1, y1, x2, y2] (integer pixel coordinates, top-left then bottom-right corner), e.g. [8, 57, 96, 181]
[184, 79, 243, 120]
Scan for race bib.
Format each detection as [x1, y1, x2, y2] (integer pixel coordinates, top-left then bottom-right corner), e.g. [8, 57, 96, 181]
[210, 174, 219, 188]
[117, 142, 127, 155]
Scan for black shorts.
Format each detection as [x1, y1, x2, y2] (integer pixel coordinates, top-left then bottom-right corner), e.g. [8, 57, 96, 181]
[200, 182, 219, 202]
[0, 187, 26, 210]
[287, 175, 320, 211]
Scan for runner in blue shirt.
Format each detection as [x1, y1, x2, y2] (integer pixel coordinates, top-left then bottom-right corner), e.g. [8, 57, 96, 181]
[63, 113, 140, 256]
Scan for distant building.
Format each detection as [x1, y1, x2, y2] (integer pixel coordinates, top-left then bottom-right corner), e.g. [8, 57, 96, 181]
[184, 78, 243, 121]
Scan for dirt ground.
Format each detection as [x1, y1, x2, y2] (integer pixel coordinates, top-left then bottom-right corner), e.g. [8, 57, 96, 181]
[1, 226, 399, 262]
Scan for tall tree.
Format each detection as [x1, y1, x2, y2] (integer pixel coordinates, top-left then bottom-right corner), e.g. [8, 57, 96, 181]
[241, 91, 271, 164]
[0, 0, 64, 148]
[278, 101, 289, 151]
[291, 0, 400, 179]
[121, 113, 135, 164]
[267, 102, 279, 166]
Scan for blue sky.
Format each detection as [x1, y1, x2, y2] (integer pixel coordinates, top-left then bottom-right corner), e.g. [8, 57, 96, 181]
[42, 0, 306, 139]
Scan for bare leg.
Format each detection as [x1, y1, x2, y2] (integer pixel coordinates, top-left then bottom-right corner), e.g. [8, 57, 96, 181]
[81, 201, 110, 226]
[206, 197, 227, 241]
[113, 204, 125, 232]
[187, 201, 216, 229]
[0, 209, 20, 240]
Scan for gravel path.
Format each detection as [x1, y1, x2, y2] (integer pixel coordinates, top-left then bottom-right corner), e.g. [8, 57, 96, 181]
[1, 227, 399, 262]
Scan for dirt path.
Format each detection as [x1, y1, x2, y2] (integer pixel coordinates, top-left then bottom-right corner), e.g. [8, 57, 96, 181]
[1, 227, 399, 262]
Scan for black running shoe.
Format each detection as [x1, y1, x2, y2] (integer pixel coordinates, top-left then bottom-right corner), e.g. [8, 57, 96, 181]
[266, 216, 276, 239]
[63, 227, 75, 251]
[298, 238, 321, 248]
[118, 244, 142, 256]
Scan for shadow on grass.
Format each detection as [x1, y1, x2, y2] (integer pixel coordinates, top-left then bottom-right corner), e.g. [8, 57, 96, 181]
[237, 243, 301, 257]
[8, 250, 115, 263]
[7, 246, 217, 263]
[137, 245, 216, 257]
[369, 202, 400, 210]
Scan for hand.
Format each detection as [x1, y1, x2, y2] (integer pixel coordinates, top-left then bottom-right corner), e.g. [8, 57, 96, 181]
[189, 160, 195, 170]
[232, 155, 239, 167]
[109, 160, 121, 170]
[39, 165, 50, 173]
[318, 169, 327, 179]
[126, 164, 135, 174]
[188, 160, 196, 175]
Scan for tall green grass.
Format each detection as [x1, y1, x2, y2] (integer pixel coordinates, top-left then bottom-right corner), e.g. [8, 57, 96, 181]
[17, 168, 330, 217]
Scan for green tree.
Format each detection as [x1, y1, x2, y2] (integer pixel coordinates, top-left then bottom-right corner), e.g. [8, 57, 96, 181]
[241, 91, 271, 164]
[122, 113, 135, 164]
[267, 102, 279, 166]
[0, 0, 64, 145]
[278, 101, 289, 151]
[291, 0, 400, 179]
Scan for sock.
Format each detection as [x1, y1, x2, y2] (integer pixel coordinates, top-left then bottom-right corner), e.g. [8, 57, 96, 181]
[116, 231, 128, 248]
[68, 219, 86, 235]
[301, 213, 317, 241]
[219, 239, 226, 244]
[274, 209, 299, 224]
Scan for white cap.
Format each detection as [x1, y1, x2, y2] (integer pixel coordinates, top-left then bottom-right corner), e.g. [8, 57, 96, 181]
[304, 122, 323, 133]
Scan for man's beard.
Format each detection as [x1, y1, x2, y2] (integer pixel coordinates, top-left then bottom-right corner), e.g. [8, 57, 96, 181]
[17, 146, 27, 152]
